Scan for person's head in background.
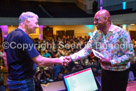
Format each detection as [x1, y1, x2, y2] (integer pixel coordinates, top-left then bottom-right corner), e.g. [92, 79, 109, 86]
[39, 67, 44, 73]
[45, 49, 48, 54]
[94, 9, 111, 35]
[18, 11, 39, 34]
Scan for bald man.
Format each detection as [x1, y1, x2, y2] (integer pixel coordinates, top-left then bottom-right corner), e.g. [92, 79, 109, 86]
[64, 9, 135, 91]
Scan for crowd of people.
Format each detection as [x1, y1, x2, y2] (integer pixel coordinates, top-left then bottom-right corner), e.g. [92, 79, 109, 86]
[33, 35, 102, 82]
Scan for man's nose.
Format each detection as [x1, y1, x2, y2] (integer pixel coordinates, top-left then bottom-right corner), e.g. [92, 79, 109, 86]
[94, 21, 97, 25]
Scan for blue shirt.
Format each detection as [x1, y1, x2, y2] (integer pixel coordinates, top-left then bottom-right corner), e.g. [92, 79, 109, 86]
[4, 28, 39, 80]
[43, 53, 51, 58]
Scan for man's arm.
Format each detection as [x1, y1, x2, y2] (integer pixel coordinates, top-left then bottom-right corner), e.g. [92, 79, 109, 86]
[32, 55, 66, 66]
[69, 36, 94, 61]
[110, 30, 135, 65]
[2, 51, 8, 71]
[63, 32, 98, 62]
[63, 40, 93, 63]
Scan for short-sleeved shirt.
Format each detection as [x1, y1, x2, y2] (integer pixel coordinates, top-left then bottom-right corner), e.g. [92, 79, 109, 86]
[4, 28, 39, 80]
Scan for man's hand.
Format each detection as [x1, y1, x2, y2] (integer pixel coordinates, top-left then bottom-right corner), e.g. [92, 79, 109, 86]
[64, 56, 72, 64]
[99, 56, 111, 66]
[59, 56, 72, 66]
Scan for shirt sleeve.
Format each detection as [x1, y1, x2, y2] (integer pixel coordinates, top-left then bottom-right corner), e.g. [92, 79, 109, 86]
[21, 36, 40, 59]
[110, 30, 135, 65]
[70, 32, 96, 61]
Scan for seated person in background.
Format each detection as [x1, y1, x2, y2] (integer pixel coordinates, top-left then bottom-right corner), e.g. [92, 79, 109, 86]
[90, 61, 101, 76]
[53, 64, 63, 81]
[55, 48, 65, 57]
[71, 64, 83, 72]
[34, 72, 43, 91]
[45, 67, 54, 82]
[35, 67, 48, 84]
[43, 49, 52, 58]
[67, 61, 76, 72]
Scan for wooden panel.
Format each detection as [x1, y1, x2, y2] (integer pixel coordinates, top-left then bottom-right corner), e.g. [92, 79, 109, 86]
[56, 30, 65, 38]
[66, 30, 74, 37]
[130, 31, 136, 40]
[43, 27, 53, 39]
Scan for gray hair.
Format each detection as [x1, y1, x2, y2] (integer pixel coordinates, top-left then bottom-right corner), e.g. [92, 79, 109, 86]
[19, 11, 39, 24]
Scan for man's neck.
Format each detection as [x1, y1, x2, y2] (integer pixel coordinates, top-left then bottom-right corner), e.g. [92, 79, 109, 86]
[18, 25, 29, 35]
[102, 23, 111, 35]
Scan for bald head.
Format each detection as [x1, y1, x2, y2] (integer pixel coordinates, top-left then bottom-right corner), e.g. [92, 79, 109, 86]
[94, 9, 111, 33]
[95, 9, 110, 18]
[94, 9, 111, 23]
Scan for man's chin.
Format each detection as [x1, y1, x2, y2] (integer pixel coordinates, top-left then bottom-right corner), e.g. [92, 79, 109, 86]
[96, 27, 100, 30]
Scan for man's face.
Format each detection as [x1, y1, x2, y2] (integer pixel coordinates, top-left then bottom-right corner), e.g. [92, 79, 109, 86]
[45, 50, 48, 53]
[94, 15, 106, 31]
[26, 17, 39, 33]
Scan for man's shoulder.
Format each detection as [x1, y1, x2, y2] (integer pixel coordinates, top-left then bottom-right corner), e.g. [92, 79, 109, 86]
[91, 30, 99, 36]
[6, 28, 30, 43]
[15, 28, 27, 37]
[7, 28, 25, 38]
[112, 25, 124, 31]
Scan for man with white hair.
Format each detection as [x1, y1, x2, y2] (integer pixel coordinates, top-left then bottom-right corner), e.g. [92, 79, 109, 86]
[2, 11, 66, 91]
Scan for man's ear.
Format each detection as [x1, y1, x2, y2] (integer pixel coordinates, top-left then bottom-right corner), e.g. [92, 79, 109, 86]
[24, 19, 29, 24]
[104, 17, 108, 22]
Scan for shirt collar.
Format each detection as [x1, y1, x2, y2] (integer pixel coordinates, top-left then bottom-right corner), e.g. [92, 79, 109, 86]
[108, 24, 114, 32]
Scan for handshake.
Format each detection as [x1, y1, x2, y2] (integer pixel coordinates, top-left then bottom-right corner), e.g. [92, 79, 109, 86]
[59, 56, 72, 66]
